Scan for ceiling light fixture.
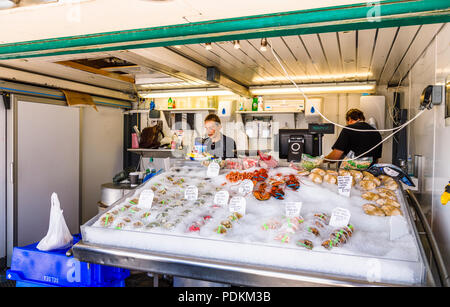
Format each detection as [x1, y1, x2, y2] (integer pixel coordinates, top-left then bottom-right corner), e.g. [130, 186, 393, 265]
[260, 38, 268, 52]
[205, 43, 212, 50]
[139, 88, 234, 98]
[233, 40, 240, 49]
[249, 83, 376, 95]
[252, 72, 373, 83]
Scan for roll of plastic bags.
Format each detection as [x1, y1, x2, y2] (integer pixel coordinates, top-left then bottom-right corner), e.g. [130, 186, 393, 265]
[36, 193, 73, 251]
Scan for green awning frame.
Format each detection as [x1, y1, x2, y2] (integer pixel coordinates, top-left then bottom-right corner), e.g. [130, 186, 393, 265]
[0, 0, 449, 60]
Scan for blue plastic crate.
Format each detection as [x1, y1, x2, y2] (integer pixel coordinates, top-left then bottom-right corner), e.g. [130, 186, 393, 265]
[7, 234, 129, 287]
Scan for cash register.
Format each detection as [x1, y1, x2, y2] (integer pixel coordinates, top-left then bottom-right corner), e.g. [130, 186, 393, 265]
[278, 123, 334, 162]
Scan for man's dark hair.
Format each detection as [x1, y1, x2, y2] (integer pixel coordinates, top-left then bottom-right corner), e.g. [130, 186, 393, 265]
[345, 109, 365, 122]
[204, 113, 221, 125]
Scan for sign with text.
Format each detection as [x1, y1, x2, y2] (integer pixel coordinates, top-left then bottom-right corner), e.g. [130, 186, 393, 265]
[329, 207, 351, 228]
[338, 176, 353, 197]
[184, 185, 198, 201]
[139, 190, 155, 209]
[229, 196, 246, 216]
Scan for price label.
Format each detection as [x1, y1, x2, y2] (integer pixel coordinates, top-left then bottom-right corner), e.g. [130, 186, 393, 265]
[229, 196, 246, 216]
[184, 185, 198, 201]
[338, 176, 353, 197]
[207, 161, 220, 177]
[285, 202, 302, 217]
[214, 190, 229, 206]
[238, 179, 254, 196]
[139, 190, 155, 209]
[389, 215, 409, 240]
[329, 207, 351, 228]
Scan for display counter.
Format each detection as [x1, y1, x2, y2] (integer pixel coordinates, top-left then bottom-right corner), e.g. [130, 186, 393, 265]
[74, 160, 431, 286]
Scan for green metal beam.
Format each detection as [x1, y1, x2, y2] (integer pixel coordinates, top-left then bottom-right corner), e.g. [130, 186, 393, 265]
[0, 0, 448, 60]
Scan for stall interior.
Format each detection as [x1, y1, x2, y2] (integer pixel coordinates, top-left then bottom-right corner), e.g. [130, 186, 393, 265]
[1, 6, 449, 284]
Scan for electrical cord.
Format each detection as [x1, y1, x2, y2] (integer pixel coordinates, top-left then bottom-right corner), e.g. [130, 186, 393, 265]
[268, 39, 429, 162]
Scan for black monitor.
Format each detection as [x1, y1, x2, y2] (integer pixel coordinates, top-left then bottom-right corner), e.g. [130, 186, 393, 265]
[277, 129, 323, 160]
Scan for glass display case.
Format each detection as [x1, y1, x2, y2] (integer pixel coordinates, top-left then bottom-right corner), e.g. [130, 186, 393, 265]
[77, 160, 428, 286]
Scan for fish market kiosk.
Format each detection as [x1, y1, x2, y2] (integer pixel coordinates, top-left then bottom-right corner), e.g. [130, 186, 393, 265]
[1, 0, 449, 288]
[74, 131, 436, 287]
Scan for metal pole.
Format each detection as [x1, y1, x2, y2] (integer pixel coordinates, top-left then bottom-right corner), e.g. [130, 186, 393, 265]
[406, 189, 450, 287]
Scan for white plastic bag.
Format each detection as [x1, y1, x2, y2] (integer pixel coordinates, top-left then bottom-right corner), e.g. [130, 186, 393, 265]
[36, 193, 73, 251]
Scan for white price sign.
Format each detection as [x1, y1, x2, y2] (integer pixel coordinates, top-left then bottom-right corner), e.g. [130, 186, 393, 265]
[238, 179, 254, 196]
[207, 161, 220, 177]
[214, 190, 229, 206]
[285, 202, 302, 217]
[184, 185, 198, 201]
[139, 190, 155, 209]
[229, 196, 246, 216]
[338, 176, 353, 197]
[329, 207, 351, 228]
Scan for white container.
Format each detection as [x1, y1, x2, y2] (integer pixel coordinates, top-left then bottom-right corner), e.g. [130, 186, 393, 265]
[359, 95, 386, 130]
[305, 98, 323, 117]
[245, 121, 259, 138]
[217, 100, 233, 117]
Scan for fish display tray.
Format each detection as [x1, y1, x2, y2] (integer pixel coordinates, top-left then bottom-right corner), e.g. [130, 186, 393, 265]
[80, 164, 427, 286]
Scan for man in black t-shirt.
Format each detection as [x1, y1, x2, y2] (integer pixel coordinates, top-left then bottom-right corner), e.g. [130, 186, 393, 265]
[324, 109, 382, 164]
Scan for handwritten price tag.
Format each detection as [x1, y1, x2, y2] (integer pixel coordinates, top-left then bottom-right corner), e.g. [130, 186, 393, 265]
[338, 176, 353, 197]
[214, 190, 229, 206]
[184, 185, 198, 201]
[329, 207, 351, 228]
[285, 202, 302, 217]
[139, 190, 155, 209]
[238, 179, 254, 196]
[207, 161, 220, 177]
[229, 196, 246, 216]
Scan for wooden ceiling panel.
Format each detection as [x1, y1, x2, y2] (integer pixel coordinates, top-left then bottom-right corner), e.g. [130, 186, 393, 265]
[298, 34, 331, 79]
[338, 31, 357, 75]
[370, 27, 399, 83]
[280, 35, 318, 79]
[378, 25, 421, 85]
[318, 32, 342, 78]
[357, 29, 377, 80]
[183, 43, 253, 86]
[389, 23, 445, 85]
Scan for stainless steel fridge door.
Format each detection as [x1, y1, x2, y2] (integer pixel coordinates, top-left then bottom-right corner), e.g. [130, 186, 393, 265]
[8, 96, 80, 253]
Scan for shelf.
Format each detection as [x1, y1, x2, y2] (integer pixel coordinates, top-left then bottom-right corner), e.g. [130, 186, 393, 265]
[159, 108, 216, 112]
[123, 109, 150, 115]
[127, 148, 174, 158]
[123, 108, 216, 114]
[236, 110, 303, 114]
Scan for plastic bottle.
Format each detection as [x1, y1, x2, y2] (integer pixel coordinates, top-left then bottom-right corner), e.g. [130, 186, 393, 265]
[252, 97, 258, 111]
[407, 155, 413, 176]
[168, 97, 173, 109]
[239, 99, 244, 111]
[257, 96, 264, 111]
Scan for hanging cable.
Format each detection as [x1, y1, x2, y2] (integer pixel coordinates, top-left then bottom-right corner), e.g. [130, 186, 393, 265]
[268, 38, 429, 162]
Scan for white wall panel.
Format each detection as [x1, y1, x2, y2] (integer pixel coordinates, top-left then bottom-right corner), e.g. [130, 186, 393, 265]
[81, 106, 124, 223]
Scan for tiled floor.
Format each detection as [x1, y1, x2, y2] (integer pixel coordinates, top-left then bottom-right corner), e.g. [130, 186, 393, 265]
[0, 268, 16, 287]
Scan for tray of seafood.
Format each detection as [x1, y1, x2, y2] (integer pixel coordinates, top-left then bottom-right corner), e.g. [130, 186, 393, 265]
[81, 163, 426, 285]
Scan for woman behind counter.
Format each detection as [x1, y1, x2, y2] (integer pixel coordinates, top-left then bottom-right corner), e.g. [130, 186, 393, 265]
[202, 114, 237, 159]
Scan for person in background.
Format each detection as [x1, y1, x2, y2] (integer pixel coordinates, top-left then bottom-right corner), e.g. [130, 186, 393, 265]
[324, 108, 382, 164]
[203, 114, 237, 159]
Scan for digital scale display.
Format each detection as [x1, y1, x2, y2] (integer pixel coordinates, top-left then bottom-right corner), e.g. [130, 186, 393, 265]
[308, 123, 335, 134]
